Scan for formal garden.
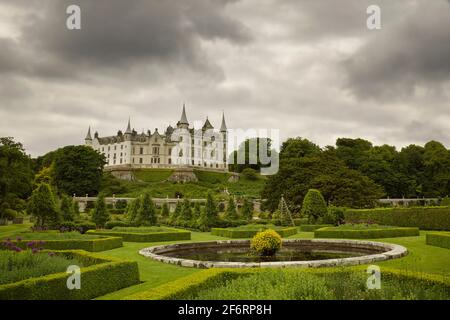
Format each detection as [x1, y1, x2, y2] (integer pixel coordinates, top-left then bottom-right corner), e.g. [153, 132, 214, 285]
[0, 137, 449, 300]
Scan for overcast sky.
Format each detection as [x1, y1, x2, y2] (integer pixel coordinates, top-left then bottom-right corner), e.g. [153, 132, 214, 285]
[0, 0, 449, 157]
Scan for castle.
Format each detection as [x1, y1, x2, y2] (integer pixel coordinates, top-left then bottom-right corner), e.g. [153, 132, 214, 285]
[85, 105, 228, 171]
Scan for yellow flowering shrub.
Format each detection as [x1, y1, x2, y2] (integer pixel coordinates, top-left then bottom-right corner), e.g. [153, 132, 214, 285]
[250, 229, 282, 256]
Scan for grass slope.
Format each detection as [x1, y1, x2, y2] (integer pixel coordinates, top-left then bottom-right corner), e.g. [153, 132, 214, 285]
[102, 169, 266, 199]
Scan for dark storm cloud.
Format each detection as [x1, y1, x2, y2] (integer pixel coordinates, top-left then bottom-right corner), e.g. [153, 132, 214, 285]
[0, 0, 251, 77]
[342, 0, 450, 100]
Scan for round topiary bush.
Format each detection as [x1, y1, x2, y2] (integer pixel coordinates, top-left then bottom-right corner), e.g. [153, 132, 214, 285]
[250, 229, 282, 256]
[300, 189, 327, 223]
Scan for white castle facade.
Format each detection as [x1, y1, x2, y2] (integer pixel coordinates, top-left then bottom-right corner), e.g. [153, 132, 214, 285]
[85, 105, 228, 171]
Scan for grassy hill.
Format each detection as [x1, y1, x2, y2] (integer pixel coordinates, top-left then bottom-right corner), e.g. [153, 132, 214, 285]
[100, 169, 266, 199]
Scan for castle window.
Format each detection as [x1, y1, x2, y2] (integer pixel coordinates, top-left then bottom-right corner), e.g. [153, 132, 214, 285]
[120, 159, 122, 164]
[140, 147, 144, 155]
[192, 160, 194, 165]
[168, 148, 171, 155]
[216, 164, 219, 168]
[113, 160, 116, 165]
[152, 146, 159, 154]
[108, 146, 110, 151]
[121, 145, 123, 149]
[139, 158, 143, 164]
[132, 158, 135, 164]
[114, 146, 117, 150]
[168, 158, 171, 164]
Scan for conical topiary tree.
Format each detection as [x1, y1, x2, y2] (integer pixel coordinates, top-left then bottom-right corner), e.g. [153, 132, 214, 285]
[192, 202, 201, 220]
[27, 183, 59, 227]
[224, 197, 239, 220]
[161, 202, 170, 219]
[60, 194, 74, 222]
[300, 189, 327, 223]
[136, 193, 157, 226]
[240, 197, 253, 221]
[126, 197, 141, 224]
[169, 200, 182, 225]
[204, 192, 219, 224]
[92, 194, 110, 228]
[177, 198, 192, 226]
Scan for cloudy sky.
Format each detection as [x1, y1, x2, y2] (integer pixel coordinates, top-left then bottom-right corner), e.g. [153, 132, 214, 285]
[0, 0, 449, 157]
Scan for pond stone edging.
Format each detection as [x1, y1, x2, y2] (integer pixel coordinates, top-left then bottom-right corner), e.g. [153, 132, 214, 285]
[139, 239, 408, 269]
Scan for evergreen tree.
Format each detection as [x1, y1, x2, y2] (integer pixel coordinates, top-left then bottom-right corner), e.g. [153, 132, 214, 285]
[177, 198, 192, 225]
[136, 193, 157, 226]
[224, 197, 239, 220]
[126, 197, 141, 224]
[169, 200, 182, 225]
[204, 192, 218, 223]
[60, 194, 74, 222]
[72, 200, 80, 218]
[240, 197, 253, 221]
[92, 194, 110, 228]
[161, 202, 170, 218]
[27, 183, 59, 227]
[300, 189, 327, 223]
[193, 202, 201, 220]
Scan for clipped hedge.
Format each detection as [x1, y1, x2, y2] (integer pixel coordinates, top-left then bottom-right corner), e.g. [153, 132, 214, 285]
[86, 228, 191, 242]
[314, 226, 419, 239]
[211, 227, 298, 238]
[344, 207, 450, 231]
[299, 224, 332, 232]
[126, 268, 255, 300]
[426, 232, 450, 249]
[4, 236, 123, 252]
[125, 266, 450, 300]
[0, 250, 140, 300]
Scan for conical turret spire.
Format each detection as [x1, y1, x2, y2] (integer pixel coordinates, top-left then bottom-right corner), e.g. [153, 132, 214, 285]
[125, 117, 132, 134]
[220, 111, 227, 132]
[179, 103, 188, 125]
[85, 126, 92, 140]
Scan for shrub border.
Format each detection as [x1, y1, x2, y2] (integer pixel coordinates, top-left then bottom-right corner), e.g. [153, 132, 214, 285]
[0, 250, 140, 300]
[344, 207, 450, 231]
[3, 236, 123, 252]
[426, 232, 450, 249]
[86, 228, 191, 242]
[211, 226, 298, 238]
[314, 226, 419, 239]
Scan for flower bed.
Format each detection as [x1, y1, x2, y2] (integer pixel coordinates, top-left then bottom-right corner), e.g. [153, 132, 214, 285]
[0, 250, 140, 300]
[86, 227, 191, 242]
[211, 224, 298, 238]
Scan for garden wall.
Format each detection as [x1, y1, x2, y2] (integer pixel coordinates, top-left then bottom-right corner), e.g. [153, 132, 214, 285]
[314, 227, 419, 239]
[86, 229, 191, 242]
[426, 232, 450, 249]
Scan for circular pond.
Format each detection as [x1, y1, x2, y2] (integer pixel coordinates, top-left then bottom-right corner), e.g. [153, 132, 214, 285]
[139, 239, 407, 268]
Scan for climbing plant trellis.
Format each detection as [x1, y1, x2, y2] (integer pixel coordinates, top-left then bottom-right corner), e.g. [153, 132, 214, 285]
[278, 194, 296, 227]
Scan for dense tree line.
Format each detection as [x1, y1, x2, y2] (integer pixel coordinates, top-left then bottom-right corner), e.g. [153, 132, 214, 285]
[262, 137, 450, 211]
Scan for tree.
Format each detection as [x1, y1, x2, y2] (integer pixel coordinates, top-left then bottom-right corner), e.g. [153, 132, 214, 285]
[161, 202, 170, 218]
[240, 198, 253, 221]
[192, 202, 201, 220]
[126, 198, 141, 223]
[27, 183, 59, 227]
[52, 145, 106, 196]
[178, 198, 192, 225]
[224, 197, 239, 220]
[72, 200, 80, 217]
[204, 192, 219, 223]
[300, 189, 327, 223]
[0, 137, 33, 217]
[228, 138, 278, 173]
[262, 139, 384, 211]
[241, 168, 258, 180]
[92, 194, 110, 228]
[60, 194, 75, 222]
[136, 193, 157, 226]
[335, 138, 373, 170]
[169, 201, 183, 225]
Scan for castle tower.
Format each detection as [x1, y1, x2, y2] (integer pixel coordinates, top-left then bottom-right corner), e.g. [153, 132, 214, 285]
[124, 117, 132, 141]
[220, 112, 228, 164]
[177, 104, 189, 130]
[85, 126, 92, 146]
